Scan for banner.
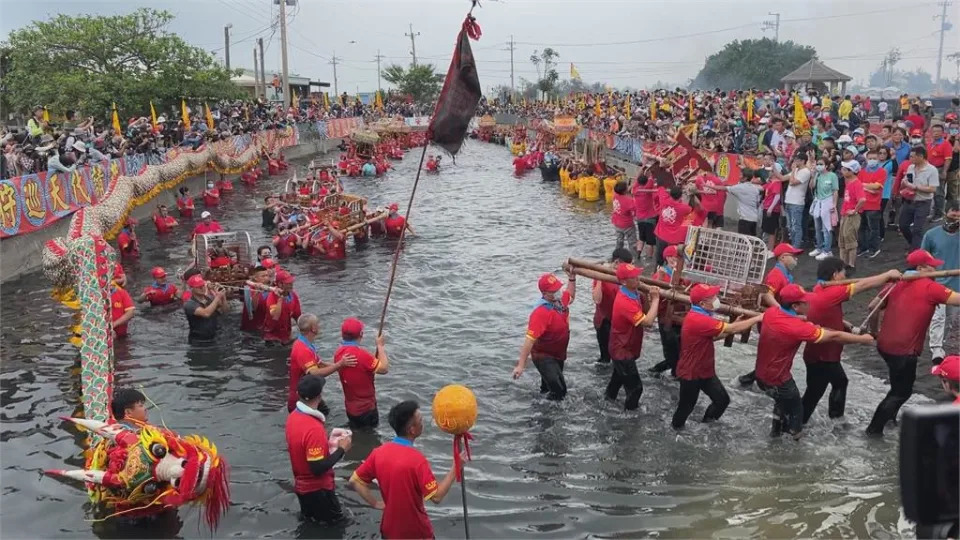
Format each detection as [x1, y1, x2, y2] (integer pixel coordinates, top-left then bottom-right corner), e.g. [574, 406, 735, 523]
[324, 117, 365, 139]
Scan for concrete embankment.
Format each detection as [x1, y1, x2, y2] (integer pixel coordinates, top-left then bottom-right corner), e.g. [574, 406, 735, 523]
[0, 137, 342, 283]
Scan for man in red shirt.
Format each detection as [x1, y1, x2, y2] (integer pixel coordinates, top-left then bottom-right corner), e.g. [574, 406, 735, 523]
[111, 283, 135, 338]
[838, 160, 866, 274]
[384, 203, 415, 238]
[653, 186, 692, 265]
[116, 218, 140, 259]
[273, 223, 302, 257]
[606, 263, 660, 410]
[695, 172, 727, 228]
[334, 317, 389, 427]
[287, 313, 356, 412]
[857, 149, 886, 258]
[241, 267, 271, 333]
[152, 204, 178, 234]
[202, 181, 220, 207]
[349, 401, 461, 539]
[136, 266, 181, 306]
[801, 258, 900, 424]
[513, 271, 576, 401]
[931, 355, 960, 405]
[903, 105, 925, 133]
[650, 245, 685, 376]
[755, 284, 872, 438]
[315, 224, 347, 260]
[611, 182, 636, 257]
[263, 270, 301, 344]
[191, 211, 224, 239]
[672, 284, 762, 429]
[927, 123, 953, 221]
[285, 374, 352, 524]
[867, 249, 960, 435]
[592, 248, 633, 363]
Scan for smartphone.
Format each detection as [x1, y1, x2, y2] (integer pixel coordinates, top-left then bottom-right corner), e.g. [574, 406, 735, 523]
[900, 404, 959, 526]
[906, 173, 914, 182]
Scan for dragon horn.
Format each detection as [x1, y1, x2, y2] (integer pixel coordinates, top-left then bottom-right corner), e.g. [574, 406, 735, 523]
[44, 469, 106, 484]
[60, 417, 124, 440]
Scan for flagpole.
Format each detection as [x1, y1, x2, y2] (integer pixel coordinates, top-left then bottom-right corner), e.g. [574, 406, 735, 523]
[460, 462, 471, 539]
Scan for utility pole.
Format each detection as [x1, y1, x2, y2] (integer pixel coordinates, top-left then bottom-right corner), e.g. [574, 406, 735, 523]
[253, 46, 259, 98]
[761, 12, 780, 42]
[224, 24, 232, 70]
[330, 52, 340, 96]
[504, 36, 516, 92]
[278, 0, 292, 109]
[258, 37, 266, 99]
[374, 49, 385, 93]
[934, 0, 952, 93]
[405, 23, 420, 66]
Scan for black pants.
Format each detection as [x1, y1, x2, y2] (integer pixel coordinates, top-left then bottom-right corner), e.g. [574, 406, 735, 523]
[595, 319, 611, 363]
[801, 362, 848, 423]
[605, 358, 643, 410]
[533, 357, 567, 401]
[757, 378, 802, 436]
[707, 212, 725, 228]
[347, 408, 380, 428]
[738, 370, 756, 386]
[297, 489, 344, 523]
[654, 237, 668, 266]
[880, 198, 890, 239]
[737, 219, 758, 236]
[867, 351, 917, 434]
[671, 376, 730, 429]
[651, 323, 680, 376]
[899, 199, 931, 250]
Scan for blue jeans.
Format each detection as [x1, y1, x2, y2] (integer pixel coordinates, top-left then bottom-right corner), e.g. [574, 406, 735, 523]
[784, 203, 805, 248]
[857, 210, 882, 252]
[814, 215, 832, 253]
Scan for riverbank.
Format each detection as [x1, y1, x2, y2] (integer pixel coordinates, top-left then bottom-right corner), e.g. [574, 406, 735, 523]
[0, 137, 343, 283]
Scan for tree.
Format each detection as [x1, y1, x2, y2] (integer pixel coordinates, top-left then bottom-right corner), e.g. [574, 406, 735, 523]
[529, 48, 560, 100]
[381, 63, 444, 104]
[3, 8, 242, 122]
[691, 38, 817, 90]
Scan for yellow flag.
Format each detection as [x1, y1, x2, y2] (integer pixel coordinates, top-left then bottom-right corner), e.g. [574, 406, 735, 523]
[689, 97, 694, 122]
[747, 91, 754, 123]
[323, 92, 330, 111]
[650, 99, 657, 121]
[204, 103, 215, 130]
[522, 96, 527, 107]
[570, 63, 581, 81]
[112, 102, 122, 136]
[149, 101, 158, 130]
[793, 93, 810, 133]
[181, 100, 191, 131]
[42, 107, 50, 123]
[594, 98, 602, 117]
[292, 90, 300, 109]
[624, 97, 631, 119]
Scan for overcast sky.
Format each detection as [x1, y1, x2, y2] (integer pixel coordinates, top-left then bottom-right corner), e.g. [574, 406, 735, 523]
[1, 0, 956, 93]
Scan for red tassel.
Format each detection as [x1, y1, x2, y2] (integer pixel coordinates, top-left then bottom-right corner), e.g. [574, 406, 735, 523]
[463, 16, 482, 41]
[453, 432, 473, 482]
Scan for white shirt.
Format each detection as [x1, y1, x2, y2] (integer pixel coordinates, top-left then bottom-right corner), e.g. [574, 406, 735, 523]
[878, 101, 888, 112]
[785, 168, 811, 205]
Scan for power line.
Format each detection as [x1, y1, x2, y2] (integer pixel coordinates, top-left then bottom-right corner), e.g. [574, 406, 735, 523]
[761, 12, 780, 42]
[504, 36, 515, 91]
[405, 23, 421, 66]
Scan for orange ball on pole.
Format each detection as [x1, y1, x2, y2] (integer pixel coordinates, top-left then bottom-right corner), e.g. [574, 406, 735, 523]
[432, 384, 477, 435]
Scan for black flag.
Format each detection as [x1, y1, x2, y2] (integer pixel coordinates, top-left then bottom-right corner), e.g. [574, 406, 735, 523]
[428, 16, 482, 156]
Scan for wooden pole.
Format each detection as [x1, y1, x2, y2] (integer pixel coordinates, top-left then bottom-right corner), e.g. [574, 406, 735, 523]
[567, 257, 673, 290]
[821, 269, 960, 287]
[460, 463, 471, 539]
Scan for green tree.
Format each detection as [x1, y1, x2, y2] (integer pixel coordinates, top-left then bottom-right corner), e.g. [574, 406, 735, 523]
[3, 8, 241, 123]
[529, 48, 560, 99]
[691, 38, 817, 90]
[382, 63, 444, 104]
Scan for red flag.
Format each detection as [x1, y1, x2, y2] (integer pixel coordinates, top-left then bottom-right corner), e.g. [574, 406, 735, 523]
[428, 16, 482, 155]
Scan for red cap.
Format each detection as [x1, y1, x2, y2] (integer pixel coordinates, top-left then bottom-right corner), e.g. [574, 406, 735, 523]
[931, 356, 960, 382]
[773, 243, 803, 258]
[276, 270, 295, 284]
[689, 283, 721, 305]
[113, 263, 125, 279]
[150, 267, 166, 279]
[187, 274, 206, 288]
[663, 245, 679, 258]
[261, 258, 277, 269]
[388, 203, 399, 211]
[910, 128, 923, 137]
[616, 263, 643, 281]
[341, 317, 364, 336]
[906, 249, 944, 268]
[538, 273, 563, 293]
[779, 284, 811, 305]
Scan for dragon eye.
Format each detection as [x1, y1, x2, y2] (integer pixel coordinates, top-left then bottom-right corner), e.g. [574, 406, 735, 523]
[143, 482, 157, 495]
[150, 443, 167, 458]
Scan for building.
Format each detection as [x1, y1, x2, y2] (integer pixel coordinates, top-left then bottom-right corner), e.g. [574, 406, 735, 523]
[231, 68, 330, 102]
[780, 59, 852, 96]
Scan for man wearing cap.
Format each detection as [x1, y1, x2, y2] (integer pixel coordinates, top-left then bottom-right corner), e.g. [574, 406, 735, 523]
[285, 374, 353, 524]
[672, 284, 763, 429]
[288, 314, 357, 413]
[384, 203, 414, 238]
[513, 270, 577, 401]
[263, 270, 301, 345]
[801, 258, 901, 424]
[152, 204, 178, 235]
[273, 223, 301, 258]
[116, 218, 140, 259]
[111, 278, 136, 338]
[650, 245, 686, 376]
[334, 317, 390, 427]
[931, 355, 960, 405]
[136, 267, 181, 306]
[899, 146, 940, 250]
[592, 248, 634, 364]
[183, 274, 228, 345]
[922, 200, 960, 365]
[241, 266, 272, 333]
[755, 284, 873, 438]
[606, 263, 660, 410]
[867, 249, 960, 435]
[837, 160, 865, 274]
[192, 211, 223, 240]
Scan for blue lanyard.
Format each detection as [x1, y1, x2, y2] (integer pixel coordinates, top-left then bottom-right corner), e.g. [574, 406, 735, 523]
[534, 297, 566, 313]
[618, 286, 639, 300]
[243, 287, 254, 316]
[690, 306, 712, 316]
[152, 282, 170, 292]
[341, 340, 359, 347]
[660, 266, 673, 279]
[774, 263, 794, 284]
[391, 436, 414, 447]
[297, 334, 317, 354]
[779, 306, 798, 317]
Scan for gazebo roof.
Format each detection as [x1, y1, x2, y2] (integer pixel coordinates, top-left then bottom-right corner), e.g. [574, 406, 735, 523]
[780, 59, 852, 83]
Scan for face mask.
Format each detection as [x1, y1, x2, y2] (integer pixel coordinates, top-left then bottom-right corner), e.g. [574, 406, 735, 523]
[867, 159, 879, 168]
[710, 297, 721, 311]
[945, 219, 960, 233]
[950, 129, 959, 136]
[816, 164, 826, 172]
[910, 138, 922, 145]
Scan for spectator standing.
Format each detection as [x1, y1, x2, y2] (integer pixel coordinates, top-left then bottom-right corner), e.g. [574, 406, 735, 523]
[921, 200, 960, 365]
[809, 157, 839, 260]
[838, 161, 866, 274]
[784, 153, 812, 249]
[899, 146, 940, 250]
[857, 149, 886, 258]
[927, 124, 953, 222]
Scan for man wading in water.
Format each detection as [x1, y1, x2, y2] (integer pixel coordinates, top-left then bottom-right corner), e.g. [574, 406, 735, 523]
[513, 270, 576, 400]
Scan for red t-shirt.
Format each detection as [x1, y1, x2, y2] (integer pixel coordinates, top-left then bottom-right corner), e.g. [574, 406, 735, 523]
[803, 283, 855, 363]
[287, 338, 321, 412]
[893, 160, 912, 200]
[153, 215, 177, 234]
[210, 255, 232, 268]
[320, 233, 346, 260]
[633, 183, 658, 220]
[609, 287, 646, 360]
[241, 288, 268, 332]
[677, 308, 726, 380]
[263, 291, 301, 342]
[755, 307, 824, 386]
[116, 231, 138, 257]
[877, 279, 954, 356]
[177, 196, 194, 218]
[203, 189, 220, 207]
[858, 169, 886, 211]
[904, 114, 925, 132]
[274, 234, 299, 257]
[192, 221, 223, 239]
[762, 180, 781, 214]
[111, 287, 134, 337]
[384, 215, 406, 238]
[526, 292, 571, 361]
[142, 283, 179, 306]
[285, 409, 334, 493]
[654, 198, 692, 243]
[611, 193, 635, 229]
[927, 139, 953, 167]
[592, 280, 619, 328]
[840, 178, 865, 215]
[335, 343, 379, 416]
[696, 174, 727, 215]
[764, 264, 793, 302]
[352, 440, 438, 539]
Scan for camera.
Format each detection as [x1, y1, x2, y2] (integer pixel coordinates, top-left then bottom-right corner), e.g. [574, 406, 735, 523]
[900, 404, 959, 538]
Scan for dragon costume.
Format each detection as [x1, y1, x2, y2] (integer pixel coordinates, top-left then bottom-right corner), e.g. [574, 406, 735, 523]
[41, 127, 297, 530]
